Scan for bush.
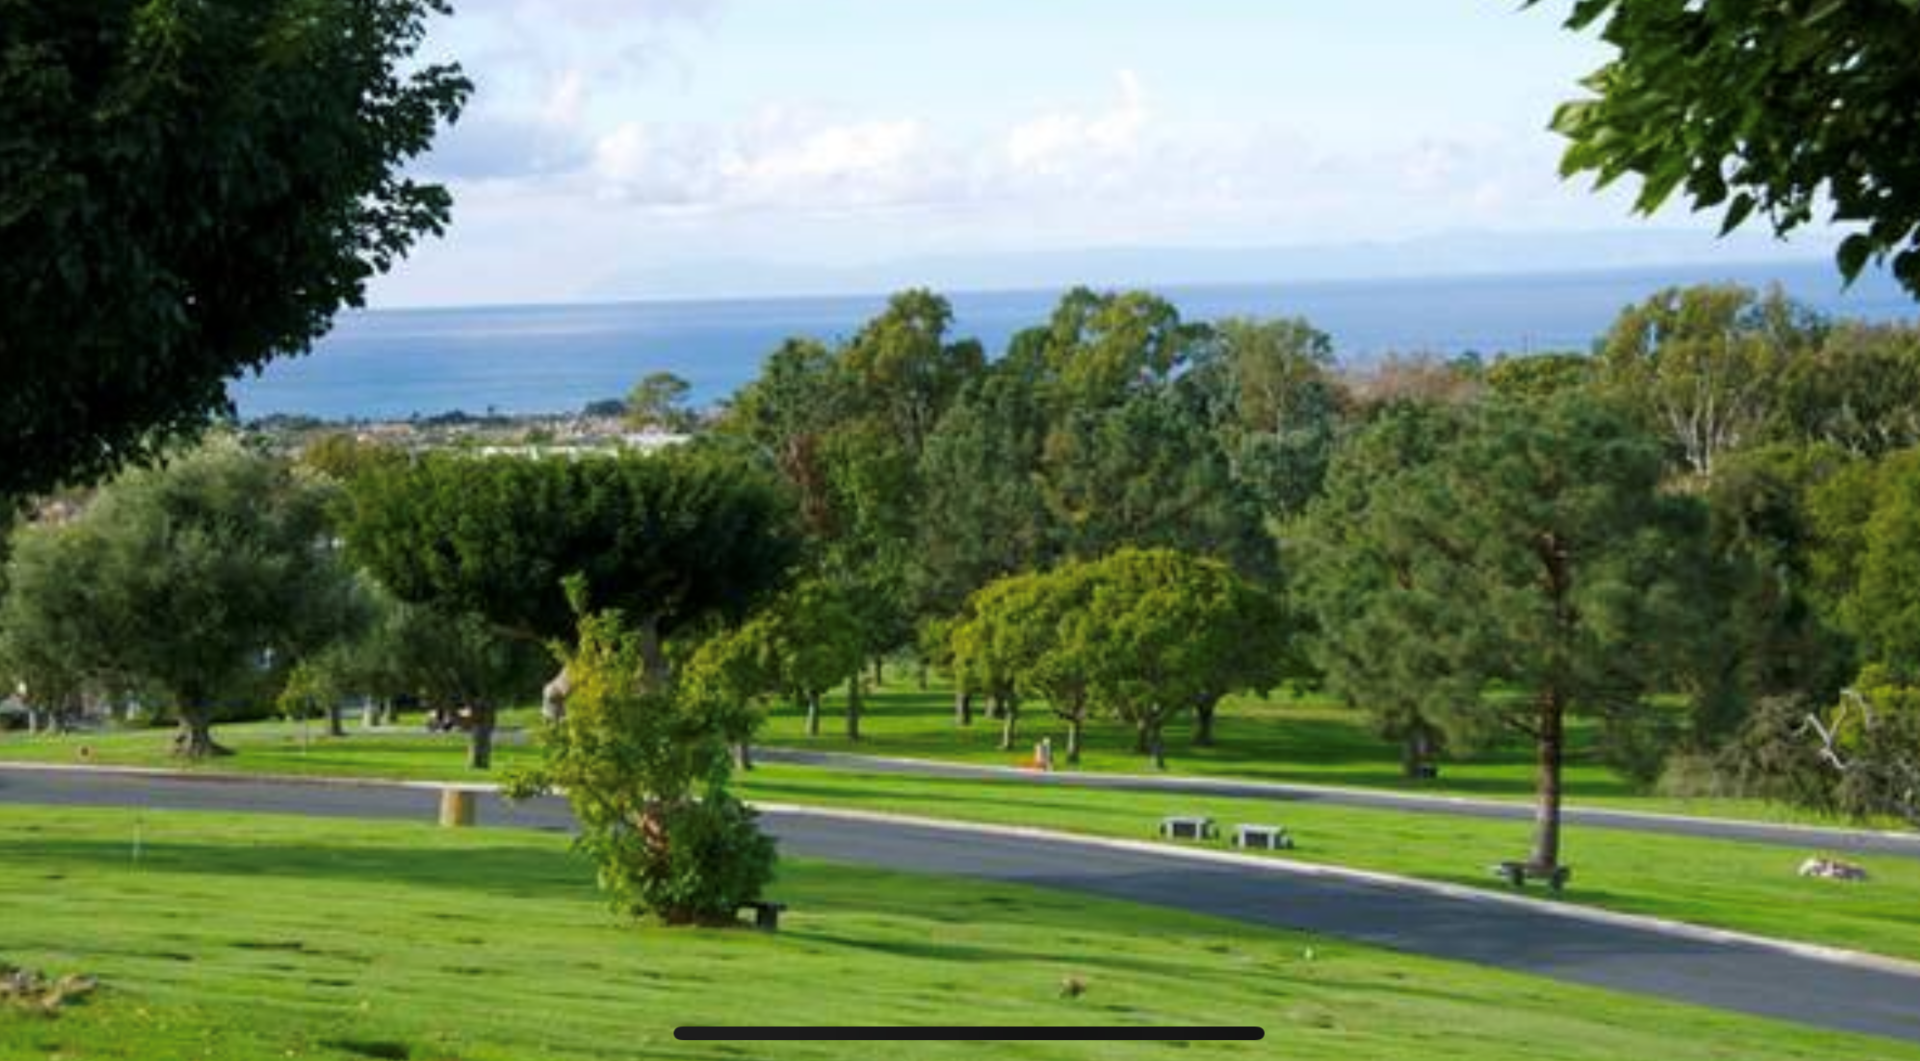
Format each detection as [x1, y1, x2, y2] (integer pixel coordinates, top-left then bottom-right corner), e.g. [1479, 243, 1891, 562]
[627, 786, 777, 926]
[506, 609, 777, 926]
[1712, 695, 1837, 810]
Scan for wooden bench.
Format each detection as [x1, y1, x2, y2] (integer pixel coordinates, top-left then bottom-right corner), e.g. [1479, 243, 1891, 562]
[1159, 816, 1217, 841]
[1233, 824, 1293, 851]
[740, 901, 787, 932]
[1492, 861, 1572, 894]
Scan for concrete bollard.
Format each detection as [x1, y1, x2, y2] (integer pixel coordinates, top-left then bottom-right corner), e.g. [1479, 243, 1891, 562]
[439, 788, 477, 828]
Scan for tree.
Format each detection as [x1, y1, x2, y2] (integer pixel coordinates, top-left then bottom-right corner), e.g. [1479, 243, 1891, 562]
[626, 373, 697, 434]
[837, 290, 985, 456]
[723, 339, 848, 537]
[1298, 401, 1485, 778]
[1011, 570, 1102, 764]
[957, 550, 1284, 769]
[283, 579, 544, 762]
[1076, 549, 1286, 769]
[1776, 323, 1920, 458]
[1191, 317, 1347, 520]
[1024, 289, 1211, 411]
[1725, 669, 1920, 829]
[506, 608, 776, 926]
[1841, 454, 1920, 679]
[1537, 0, 1920, 298]
[0, 1, 469, 503]
[1598, 285, 1822, 478]
[1485, 352, 1596, 405]
[1306, 395, 1712, 871]
[725, 292, 988, 686]
[298, 434, 408, 485]
[0, 443, 354, 757]
[0, 524, 105, 734]
[724, 581, 864, 741]
[912, 354, 1056, 621]
[340, 448, 800, 765]
[1040, 388, 1272, 578]
[950, 575, 1054, 754]
[1689, 445, 1855, 745]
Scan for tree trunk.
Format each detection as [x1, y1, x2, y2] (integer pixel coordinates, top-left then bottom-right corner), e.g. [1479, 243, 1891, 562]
[998, 701, 1019, 752]
[326, 700, 346, 739]
[917, 659, 929, 691]
[1136, 717, 1166, 770]
[636, 614, 670, 692]
[173, 709, 232, 759]
[541, 664, 573, 723]
[805, 692, 822, 737]
[1529, 691, 1566, 871]
[846, 676, 863, 742]
[872, 657, 884, 688]
[987, 692, 1006, 721]
[1067, 713, 1084, 766]
[954, 689, 973, 727]
[733, 742, 755, 772]
[1531, 531, 1573, 872]
[468, 703, 497, 771]
[1194, 699, 1218, 748]
[1401, 723, 1436, 779]
[25, 708, 40, 737]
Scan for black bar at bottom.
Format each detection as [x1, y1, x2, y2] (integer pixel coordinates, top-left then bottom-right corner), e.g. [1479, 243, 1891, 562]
[674, 1027, 1265, 1041]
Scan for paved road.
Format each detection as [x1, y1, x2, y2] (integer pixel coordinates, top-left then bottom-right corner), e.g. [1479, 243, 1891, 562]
[2, 767, 1918, 1045]
[759, 747, 1920, 859]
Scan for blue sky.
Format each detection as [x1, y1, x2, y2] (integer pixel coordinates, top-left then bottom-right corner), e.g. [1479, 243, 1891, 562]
[375, 0, 1822, 307]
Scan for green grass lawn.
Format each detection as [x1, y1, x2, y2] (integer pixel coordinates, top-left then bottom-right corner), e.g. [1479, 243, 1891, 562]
[7, 716, 1920, 963]
[0, 720, 545, 781]
[757, 682, 1847, 823]
[0, 805, 1910, 1061]
[0, 685, 1853, 828]
[729, 765, 1920, 965]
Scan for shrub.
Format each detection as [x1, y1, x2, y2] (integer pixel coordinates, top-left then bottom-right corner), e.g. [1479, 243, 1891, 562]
[506, 609, 776, 926]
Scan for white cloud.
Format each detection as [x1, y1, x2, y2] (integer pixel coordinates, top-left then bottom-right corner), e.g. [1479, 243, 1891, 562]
[588, 108, 953, 211]
[1006, 70, 1150, 179]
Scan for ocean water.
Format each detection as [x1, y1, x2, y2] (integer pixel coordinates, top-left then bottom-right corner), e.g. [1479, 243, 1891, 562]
[232, 261, 1920, 421]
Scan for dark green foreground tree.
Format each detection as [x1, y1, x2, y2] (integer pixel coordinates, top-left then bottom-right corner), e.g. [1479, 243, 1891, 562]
[1538, 0, 1920, 296]
[341, 449, 800, 766]
[0, 0, 469, 503]
[1304, 396, 1712, 872]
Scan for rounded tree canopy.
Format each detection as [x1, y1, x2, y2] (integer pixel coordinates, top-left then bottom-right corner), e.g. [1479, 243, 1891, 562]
[0, 0, 470, 502]
[341, 448, 803, 645]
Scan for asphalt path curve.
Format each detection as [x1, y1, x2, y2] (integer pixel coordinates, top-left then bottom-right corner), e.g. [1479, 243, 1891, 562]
[758, 747, 1920, 860]
[2, 766, 1918, 1046]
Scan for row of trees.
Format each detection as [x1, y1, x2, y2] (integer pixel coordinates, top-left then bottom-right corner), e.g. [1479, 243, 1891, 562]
[0, 441, 799, 923]
[705, 283, 1920, 870]
[8, 281, 1920, 879]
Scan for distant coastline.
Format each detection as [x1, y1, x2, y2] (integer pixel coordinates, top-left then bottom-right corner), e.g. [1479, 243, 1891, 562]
[235, 259, 1918, 422]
